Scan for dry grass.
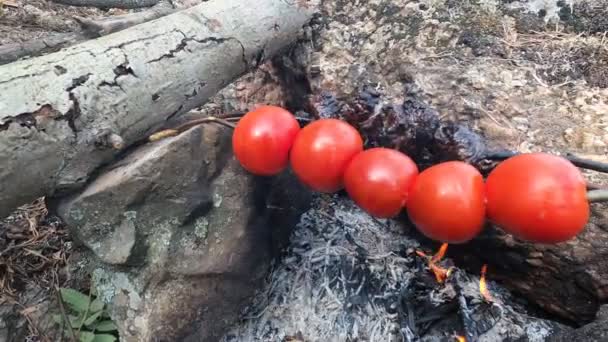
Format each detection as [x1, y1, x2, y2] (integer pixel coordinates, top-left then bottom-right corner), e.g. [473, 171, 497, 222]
[0, 198, 71, 303]
[500, 28, 608, 88]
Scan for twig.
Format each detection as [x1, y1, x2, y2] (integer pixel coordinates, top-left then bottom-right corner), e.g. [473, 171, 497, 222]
[587, 189, 608, 203]
[54, 285, 78, 342]
[149, 116, 238, 142]
[485, 150, 608, 174]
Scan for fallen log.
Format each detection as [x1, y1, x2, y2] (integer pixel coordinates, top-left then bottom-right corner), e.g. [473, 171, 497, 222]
[0, 0, 316, 220]
[74, 0, 177, 38]
[0, 1, 178, 66]
[50, 0, 158, 9]
[0, 33, 84, 66]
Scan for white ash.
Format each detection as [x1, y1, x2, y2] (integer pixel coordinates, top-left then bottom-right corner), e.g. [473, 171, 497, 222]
[222, 195, 562, 342]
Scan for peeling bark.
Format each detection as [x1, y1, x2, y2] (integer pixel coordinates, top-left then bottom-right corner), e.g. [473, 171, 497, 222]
[0, 0, 317, 220]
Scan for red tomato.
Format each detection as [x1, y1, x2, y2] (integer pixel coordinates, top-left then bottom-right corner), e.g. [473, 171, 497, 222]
[407, 161, 486, 244]
[344, 148, 419, 218]
[485, 153, 589, 243]
[290, 119, 363, 192]
[232, 105, 300, 176]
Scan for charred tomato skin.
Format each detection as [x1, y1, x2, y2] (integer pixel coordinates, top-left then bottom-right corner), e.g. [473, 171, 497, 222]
[407, 161, 486, 244]
[290, 118, 363, 193]
[232, 105, 300, 176]
[485, 152, 589, 243]
[344, 148, 419, 218]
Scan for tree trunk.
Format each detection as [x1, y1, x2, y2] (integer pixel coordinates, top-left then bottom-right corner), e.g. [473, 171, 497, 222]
[0, 0, 316, 220]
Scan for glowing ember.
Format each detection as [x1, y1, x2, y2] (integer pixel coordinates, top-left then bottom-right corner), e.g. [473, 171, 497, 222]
[455, 335, 466, 342]
[416, 243, 453, 283]
[479, 264, 493, 302]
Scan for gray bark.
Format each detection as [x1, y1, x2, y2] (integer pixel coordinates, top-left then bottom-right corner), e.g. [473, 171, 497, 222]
[0, 0, 316, 220]
[51, 0, 158, 9]
[0, 33, 84, 66]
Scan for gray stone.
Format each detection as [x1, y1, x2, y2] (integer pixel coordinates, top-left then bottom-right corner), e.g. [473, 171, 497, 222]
[56, 124, 312, 341]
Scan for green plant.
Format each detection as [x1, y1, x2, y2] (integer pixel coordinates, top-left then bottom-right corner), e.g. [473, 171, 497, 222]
[53, 286, 119, 342]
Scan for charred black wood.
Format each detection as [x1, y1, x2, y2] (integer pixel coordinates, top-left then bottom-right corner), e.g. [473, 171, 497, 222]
[305, 87, 490, 172]
[452, 270, 479, 342]
[305, 87, 608, 175]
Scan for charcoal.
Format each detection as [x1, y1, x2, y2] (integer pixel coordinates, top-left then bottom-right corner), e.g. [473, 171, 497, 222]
[306, 87, 491, 171]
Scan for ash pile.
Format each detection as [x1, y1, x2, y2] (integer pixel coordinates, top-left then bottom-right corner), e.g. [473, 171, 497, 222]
[222, 195, 565, 342]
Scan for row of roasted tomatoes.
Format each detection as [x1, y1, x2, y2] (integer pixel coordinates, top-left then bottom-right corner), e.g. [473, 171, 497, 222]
[231, 106, 590, 244]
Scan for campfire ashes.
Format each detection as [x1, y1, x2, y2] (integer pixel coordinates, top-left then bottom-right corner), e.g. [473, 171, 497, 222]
[221, 195, 565, 342]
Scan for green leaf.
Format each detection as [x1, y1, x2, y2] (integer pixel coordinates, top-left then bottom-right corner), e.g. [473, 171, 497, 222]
[78, 331, 95, 342]
[54, 314, 83, 328]
[92, 334, 117, 342]
[52, 314, 63, 325]
[94, 320, 118, 332]
[60, 288, 91, 313]
[90, 298, 104, 313]
[83, 310, 102, 326]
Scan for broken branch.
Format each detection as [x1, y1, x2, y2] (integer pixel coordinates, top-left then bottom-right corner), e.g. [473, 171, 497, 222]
[73, 0, 177, 37]
[50, 0, 158, 9]
[0, 1, 178, 65]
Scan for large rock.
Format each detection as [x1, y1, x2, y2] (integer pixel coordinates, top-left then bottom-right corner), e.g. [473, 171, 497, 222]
[56, 124, 311, 341]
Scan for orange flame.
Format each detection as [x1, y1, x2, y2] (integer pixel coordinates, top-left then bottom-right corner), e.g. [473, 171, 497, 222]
[431, 243, 448, 263]
[479, 264, 493, 302]
[455, 335, 466, 342]
[416, 243, 453, 283]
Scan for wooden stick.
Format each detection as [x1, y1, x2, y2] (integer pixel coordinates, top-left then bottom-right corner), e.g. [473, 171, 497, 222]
[485, 150, 608, 173]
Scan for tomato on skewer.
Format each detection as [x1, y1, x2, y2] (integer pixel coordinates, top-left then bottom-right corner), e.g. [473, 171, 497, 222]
[232, 106, 300, 176]
[485, 153, 589, 243]
[290, 118, 363, 193]
[407, 161, 486, 244]
[344, 147, 419, 218]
